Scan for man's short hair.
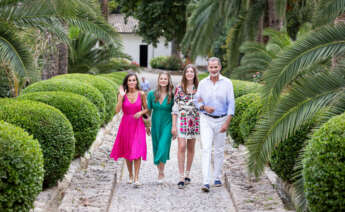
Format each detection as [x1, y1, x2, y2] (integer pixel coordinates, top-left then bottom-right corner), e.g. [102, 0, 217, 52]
[207, 57, 221, 66]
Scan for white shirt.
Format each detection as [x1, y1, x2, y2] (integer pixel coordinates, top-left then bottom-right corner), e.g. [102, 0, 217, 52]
[194, 74, 235, 116]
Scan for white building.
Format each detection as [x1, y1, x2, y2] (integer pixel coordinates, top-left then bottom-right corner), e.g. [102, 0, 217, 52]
[109, 14, 207, 68]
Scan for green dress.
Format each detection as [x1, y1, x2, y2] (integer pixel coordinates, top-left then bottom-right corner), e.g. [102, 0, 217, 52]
[147, 90, 174, 165]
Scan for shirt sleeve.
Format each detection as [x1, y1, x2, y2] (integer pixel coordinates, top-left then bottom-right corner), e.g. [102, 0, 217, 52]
[227, 81, 235, 116]
[193, 84, 204, 110]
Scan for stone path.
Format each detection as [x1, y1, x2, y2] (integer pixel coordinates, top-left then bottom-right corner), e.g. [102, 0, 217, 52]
[108, 136, 236, 212]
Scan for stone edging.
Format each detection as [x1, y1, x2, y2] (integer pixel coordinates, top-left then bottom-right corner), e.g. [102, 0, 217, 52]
[31, 114, 121, 212]
[223, 141, 293, 212]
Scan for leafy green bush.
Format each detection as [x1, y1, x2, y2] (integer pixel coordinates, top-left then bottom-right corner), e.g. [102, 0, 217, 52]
[0, 99, 75, 188]
[23, 79, 106, 123]
[150, 56, 168, 69]
[18, 91, 101, 157]
[53, 74, 117, 123]
[150, 56, 183, 70]
[99, 71, 127, 86]
[270, 125, 311, 183]
[232, 80, 262, 98]
[0, 121, 44, 212]
[303, 113, 345, 212]
[239, 94, 264, 142]
[229, 93, 259, 145]
[96, 76, 119, 90]
[0, 69, 12, 98]
[164, 56, 183, 70]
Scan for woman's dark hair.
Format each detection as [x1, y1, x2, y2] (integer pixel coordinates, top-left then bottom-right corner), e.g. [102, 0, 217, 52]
[122, 73, 140, 91]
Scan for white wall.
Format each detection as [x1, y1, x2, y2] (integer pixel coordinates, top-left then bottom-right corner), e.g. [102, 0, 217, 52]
[119, 33, 207, 68]
[119, 34, 171, 68]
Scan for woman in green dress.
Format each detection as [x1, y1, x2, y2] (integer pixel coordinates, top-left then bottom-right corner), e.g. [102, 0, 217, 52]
[147, 72, 174, 183]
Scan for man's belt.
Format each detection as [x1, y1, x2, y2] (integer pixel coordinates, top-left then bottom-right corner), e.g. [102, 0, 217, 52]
[203, 113, 227, 119]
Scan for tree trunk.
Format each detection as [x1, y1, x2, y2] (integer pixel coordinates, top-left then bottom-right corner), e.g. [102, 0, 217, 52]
[41, 34, 59, 80]
[332, 13, 345, 67]
[57, 42, 68, 75]
[171, 39, 180, 58]
[99, 0, 109, 21]
[267, 0, 282, 30]
[256, 15, 264, 43]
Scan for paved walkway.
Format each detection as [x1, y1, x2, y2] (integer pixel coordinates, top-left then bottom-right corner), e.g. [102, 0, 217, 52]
[109, 135, 236, 212]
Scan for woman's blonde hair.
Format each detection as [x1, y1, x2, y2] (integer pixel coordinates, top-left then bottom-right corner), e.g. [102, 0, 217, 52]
[154, 72, 174, 104]
[181, 64, 198, 93]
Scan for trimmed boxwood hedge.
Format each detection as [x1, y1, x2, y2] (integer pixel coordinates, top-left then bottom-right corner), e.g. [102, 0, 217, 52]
[53, 74, 117, 123]
[0, 121, 44, 212]
[0, 99, 75, 188]
[270, 125, 311, 183]
[229, 93, 259, 145]
[303, 113, 345, 212]
[23, 79, 106, 123]
[96, 75, 119, 90]
[239, 94, 264, 142]
[18, 91, 101, 157]
[99, 72, 127, 85]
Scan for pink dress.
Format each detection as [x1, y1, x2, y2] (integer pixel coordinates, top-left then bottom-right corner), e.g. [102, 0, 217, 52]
[110, 92, 147, 161]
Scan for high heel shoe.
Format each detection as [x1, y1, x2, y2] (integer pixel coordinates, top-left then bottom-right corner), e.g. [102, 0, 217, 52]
[127, 177, 133, 184]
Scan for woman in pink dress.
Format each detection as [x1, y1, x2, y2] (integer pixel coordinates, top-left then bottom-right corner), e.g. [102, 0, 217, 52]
[110, 73, 148, 187]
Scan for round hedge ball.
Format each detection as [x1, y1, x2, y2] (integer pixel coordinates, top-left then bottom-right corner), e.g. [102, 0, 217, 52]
[229, 93, 259, 145]
[18, 91, 101, 157]
[22, 79, 106, 123]
[303, 113, 345, 212]
[0, 121, 44, 212]
[0, 99, 75, 188]
[53, 74, 117, 123]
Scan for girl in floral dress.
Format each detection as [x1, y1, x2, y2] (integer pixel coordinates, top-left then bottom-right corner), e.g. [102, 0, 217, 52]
[171, 64, 200, 189]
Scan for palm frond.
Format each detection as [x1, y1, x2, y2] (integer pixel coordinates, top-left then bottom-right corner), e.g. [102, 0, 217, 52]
[247, 66, 345, 177]
[0, 25, 32, 77]
[314, 0, 345, 26]
[263, 23, 345, 105]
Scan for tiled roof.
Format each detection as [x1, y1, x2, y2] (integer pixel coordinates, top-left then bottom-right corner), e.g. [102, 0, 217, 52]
[109, 14, 138, 33]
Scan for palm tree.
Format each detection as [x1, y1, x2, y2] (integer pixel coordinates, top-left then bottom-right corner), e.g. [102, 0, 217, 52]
[0, 0, 121, 94]
[246, 22, 345, 212]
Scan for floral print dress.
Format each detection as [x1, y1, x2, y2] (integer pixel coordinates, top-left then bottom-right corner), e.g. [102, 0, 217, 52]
[172, 85, 200, 139]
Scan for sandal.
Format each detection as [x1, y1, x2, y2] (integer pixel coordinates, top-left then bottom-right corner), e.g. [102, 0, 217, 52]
[177, 181, 185, 189]
[184, 177, 191, 185]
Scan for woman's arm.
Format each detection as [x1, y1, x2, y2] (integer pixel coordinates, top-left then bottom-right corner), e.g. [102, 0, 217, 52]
[134, 91, 149, 119]
[115, 86, 126, 113]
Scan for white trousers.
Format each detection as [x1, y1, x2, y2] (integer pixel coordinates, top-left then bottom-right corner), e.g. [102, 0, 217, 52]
[200, 113, 227, 185]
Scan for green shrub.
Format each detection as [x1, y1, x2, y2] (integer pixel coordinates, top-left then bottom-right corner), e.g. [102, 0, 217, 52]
[232, 80, 262, 98]
[303, 113, 345, 212]
[239, 94, 264, 142]
[23, 79, 106, 123]
[18, 91, 101, 157]
[99, 71, 127, 85]
[229, 93, 259, 145]
[164, 56, 183, 70]
[53, 74, 117, 123]
[0, 69, 12, 98]
[96, 76, 119, 90]
[0, 121, 44, 212]
[270, 125, 311, 183]
[150, 56, 167, 69]
[0, 99, 75, 188]
[198, 73, 208, 81]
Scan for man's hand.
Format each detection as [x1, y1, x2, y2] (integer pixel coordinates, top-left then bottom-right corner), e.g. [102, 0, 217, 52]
[204, 106, 215, 114]
[219, 122, 229, 133]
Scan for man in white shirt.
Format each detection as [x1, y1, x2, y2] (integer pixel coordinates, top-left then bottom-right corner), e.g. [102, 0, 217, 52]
[194, 57, 235, 192]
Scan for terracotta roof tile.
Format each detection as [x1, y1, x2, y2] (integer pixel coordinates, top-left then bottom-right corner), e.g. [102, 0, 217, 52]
[109, 14, 138, 33]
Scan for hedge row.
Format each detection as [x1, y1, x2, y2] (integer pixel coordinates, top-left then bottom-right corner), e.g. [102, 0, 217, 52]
[303, 113, 345, 212]
[0, 121, 44, 212]
[0, 99, 75, 188]
[150, 56, 183, 70]
[53, 74, 117, 123]
[18, 92, 101, 157]
[23, 79, 107, 123]
[100, 71, 128, 86]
